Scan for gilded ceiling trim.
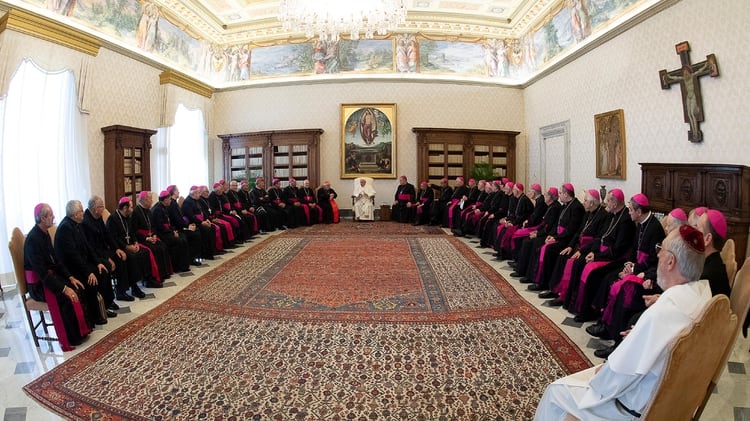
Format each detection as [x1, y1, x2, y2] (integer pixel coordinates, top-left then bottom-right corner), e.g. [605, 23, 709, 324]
[0, 8, 100, 56]
[159, 70, 213, 98]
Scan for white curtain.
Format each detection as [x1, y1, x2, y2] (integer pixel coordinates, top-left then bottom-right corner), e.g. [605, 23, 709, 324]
[0, 59, 90, 274]
[152, 104, 208, 195]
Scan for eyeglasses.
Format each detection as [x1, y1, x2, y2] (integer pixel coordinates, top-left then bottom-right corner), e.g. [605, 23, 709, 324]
[655, 243, 674, 255]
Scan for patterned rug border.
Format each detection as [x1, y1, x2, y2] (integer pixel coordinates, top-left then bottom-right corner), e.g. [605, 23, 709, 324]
[24, 222, 592, 419]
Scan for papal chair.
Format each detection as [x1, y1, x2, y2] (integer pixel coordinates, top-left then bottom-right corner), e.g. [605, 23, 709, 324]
[640, 294, 738, 420]
[351, 177, 375, 221]
[8, 227, 57, 348]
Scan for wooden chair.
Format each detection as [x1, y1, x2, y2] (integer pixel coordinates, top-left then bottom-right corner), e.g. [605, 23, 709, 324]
[720, 239, 737, 288]
[7, 227, 58, 348]
[640, 295, 738, 420]
[102, 208, 111, 224]
[730, 256, 750, 352]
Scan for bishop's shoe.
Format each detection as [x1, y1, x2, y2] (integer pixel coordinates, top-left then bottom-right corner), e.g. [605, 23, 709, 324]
[594, 344, 618, 359]
[538, 290, 557, 299]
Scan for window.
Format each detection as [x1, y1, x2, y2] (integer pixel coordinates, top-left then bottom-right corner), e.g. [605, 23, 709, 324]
[0, 59, 90, 274]
[152, 104, 208, 193]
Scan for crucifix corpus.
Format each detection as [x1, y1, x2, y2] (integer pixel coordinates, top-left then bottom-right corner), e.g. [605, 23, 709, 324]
[659, 41, 719, 142]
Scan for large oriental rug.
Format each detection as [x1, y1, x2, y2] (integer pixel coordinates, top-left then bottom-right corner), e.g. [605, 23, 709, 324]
[25, 222, 591, 420]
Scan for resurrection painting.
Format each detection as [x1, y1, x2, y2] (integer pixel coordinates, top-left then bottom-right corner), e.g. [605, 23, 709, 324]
[341, 104, 396, 179]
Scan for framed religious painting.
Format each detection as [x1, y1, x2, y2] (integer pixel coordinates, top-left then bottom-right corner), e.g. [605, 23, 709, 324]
[341, 103, 397, 179]
[595, 109, 626, 180]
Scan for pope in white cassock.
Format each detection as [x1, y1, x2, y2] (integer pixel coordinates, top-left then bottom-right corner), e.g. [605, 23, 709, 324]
[534, 224, 711, 420]
[353, 178, 376, 221]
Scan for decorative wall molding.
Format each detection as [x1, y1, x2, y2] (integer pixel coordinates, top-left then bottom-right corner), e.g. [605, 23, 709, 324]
[159, 70, 213, 98]
[0, 8, 100, 56]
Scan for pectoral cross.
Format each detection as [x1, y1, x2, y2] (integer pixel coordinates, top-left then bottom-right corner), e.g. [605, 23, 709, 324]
[659, 41, 719, 142]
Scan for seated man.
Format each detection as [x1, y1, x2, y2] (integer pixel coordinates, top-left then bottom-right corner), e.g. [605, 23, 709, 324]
[107, 196, 162, 291]
[82, 195, 148, 304]
[317, 181, 339, 224]
[391, 175, 416, 223]
[414, 181, 434, 226]
[283, 178, 308, 227]
[24, 203, 91, 350]
[352, 177, 376, 221]
[297, 179, 321, 225]
[534, 225, 710, 420]
[151, 190, 192, 273]
[132, 191, 173, 281]
[54, 200, 114, 325]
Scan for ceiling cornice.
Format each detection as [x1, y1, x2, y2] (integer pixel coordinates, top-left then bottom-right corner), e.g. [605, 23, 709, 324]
[160, 69, 214, 98]
[0, 8, 100, 56]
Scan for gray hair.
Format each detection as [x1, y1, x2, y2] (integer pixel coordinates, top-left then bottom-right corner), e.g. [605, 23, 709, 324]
[88, 195, 103, 211]
[65, 200, 82, 217]
[666, 229, 706, 284]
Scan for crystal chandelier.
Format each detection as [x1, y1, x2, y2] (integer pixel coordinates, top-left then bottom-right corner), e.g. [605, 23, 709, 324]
[278, 0, 407, 42]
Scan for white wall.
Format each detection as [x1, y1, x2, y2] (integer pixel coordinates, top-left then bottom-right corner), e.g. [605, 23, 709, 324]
[524, 0, 750, 197]
[212, 82, 526, 204]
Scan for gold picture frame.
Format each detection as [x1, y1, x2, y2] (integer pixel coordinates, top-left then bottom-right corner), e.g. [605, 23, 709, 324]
[341, 103, 396, 179]
[595, 109, 626, 180]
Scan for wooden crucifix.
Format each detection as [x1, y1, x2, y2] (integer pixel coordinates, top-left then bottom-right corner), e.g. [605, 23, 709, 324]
[659, 41, 719, 142]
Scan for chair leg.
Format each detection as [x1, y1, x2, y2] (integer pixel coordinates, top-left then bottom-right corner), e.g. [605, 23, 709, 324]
[25, 310, 41, 348]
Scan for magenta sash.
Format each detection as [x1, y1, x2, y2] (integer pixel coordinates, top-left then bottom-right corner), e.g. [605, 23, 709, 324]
[219, 214, 240, 229]
[182, 216, 190, 225]
[637, 250, 648, 265]
[303, 195, 314, 202]
[195, 214, 205, 222]
[301, 204, 311, 225]
[222, 202, 231, 211]
[212, 224, 224, 251]
[500, 225, 518, 251]
[512, 225, 539, 239]
[579, 236, 594, 249]
[599, 244, 610, 253]
[272, 199, 282, 205]
[557, 225, 566, 236]
[25, 270, 90, 351]
[534, 240, 556, 283]
[510, 225, 540, 250]
[601, 274, 644, 325]
[447, 198, 460, 228]
[397, 193, 411, 201]
[137, 243, 164, 281]
[573, 260, 610, 313]
[233, 202, 242, 209]
[215, 218, 235, 241]
[553, 258, 576, 298]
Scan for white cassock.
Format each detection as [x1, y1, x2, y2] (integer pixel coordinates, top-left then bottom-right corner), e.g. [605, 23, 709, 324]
[534, 279, 712, 421]
[353, 181, 376, 220]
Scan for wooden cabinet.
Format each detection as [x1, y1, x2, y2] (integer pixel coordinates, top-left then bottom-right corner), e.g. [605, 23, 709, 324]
[641, 163, 750, 259]
[219, 129, 322, 187]
[413, 128, 518, 185]
[102, 125, 156, 213]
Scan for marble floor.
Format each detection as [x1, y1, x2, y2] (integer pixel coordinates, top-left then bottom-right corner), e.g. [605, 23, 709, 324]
[1, 227, 748, 420]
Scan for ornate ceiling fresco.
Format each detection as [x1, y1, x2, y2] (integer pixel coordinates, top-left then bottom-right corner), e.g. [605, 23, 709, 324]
[0, 0, 672, 89]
